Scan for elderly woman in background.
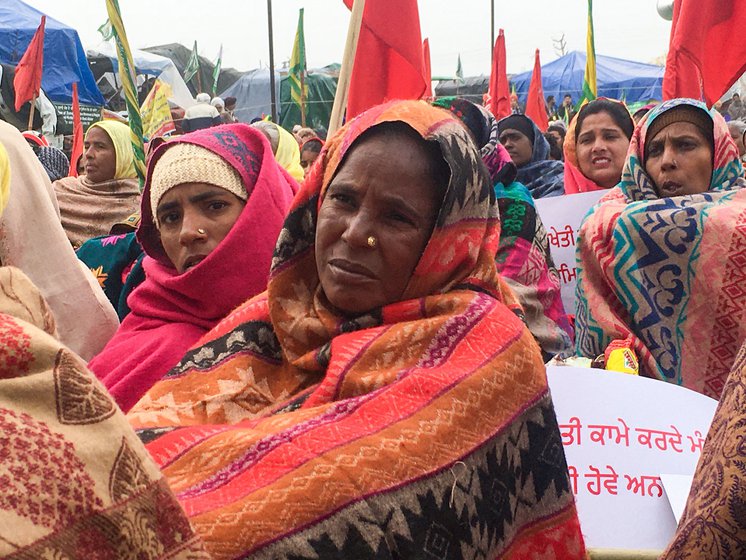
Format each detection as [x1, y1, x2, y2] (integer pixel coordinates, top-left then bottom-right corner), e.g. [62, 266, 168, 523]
[0, 120, 118, 360]
[563, 98, 635, 194]
[88, 124, 297, 412]
[498, 113, 565, 198]
[129, 101, 586, 558]
[434, 96, 572, 357]
[53, 120, 141, 248]
[575, 98, 746, 398]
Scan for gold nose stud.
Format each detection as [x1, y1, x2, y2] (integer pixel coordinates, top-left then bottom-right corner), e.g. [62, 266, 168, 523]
[367, 236, 377, 248]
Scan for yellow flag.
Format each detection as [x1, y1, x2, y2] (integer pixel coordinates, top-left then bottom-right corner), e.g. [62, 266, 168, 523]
[140, 80, 175, 140]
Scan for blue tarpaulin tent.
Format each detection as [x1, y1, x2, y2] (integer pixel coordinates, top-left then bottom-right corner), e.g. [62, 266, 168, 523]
[511, 51, 663, 105]
[0, 0, 103, 105]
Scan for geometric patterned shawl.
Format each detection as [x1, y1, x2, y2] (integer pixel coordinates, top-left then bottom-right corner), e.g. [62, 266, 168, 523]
[575, 98, 746, 398]
[129, 100, 586, 559]
[0, 266, 206, 558]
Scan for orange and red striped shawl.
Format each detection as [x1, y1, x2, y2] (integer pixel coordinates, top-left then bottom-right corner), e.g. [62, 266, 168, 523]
[129, 100, 587, 559]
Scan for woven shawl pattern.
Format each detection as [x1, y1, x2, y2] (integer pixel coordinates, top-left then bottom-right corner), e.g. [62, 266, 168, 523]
[575, 98, 746, 397]
[129, 100, 586, 559]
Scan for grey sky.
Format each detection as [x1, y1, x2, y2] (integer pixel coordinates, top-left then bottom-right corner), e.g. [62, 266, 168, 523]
[26, 0, 672, 77]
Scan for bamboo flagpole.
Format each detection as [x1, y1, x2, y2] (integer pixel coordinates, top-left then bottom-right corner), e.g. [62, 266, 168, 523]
[328, 0, 365, 137]
[27, 94, 37, 131]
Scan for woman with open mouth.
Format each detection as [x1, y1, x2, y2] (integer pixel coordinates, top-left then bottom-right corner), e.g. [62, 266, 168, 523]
[88, 124, 298, 412]
[575, 98, 746, 399]
[563, 98, 634, 195]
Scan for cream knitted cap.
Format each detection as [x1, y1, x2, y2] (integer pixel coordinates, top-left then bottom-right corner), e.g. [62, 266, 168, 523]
[150, 143, 247, 226]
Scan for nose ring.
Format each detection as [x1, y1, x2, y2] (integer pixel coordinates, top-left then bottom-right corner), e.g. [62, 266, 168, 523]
[197, 228, 206, 235]
[367, 235, 377, 248]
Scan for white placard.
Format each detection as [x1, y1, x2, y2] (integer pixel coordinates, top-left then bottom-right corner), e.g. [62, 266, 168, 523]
[534, 190, 605, 314]
[547, 366, 717, 551]
[660, 474, 694, 523]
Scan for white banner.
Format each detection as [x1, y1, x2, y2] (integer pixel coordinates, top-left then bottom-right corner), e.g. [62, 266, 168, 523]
[534, 190, 605, 315]
[547, 366, 717, 551]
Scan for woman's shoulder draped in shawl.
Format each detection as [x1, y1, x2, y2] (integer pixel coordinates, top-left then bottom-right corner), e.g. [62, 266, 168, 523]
[128, 101, 586, 559]
[88, 124, 298, 413]
[0, 266, 207, 558]
[432, 98, 573, 356]
[662, 340, 746, 558]
[0, 120, 118, 361]
[575, 98, 746, 398]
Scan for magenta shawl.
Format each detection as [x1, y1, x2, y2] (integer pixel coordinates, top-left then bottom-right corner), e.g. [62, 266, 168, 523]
[89, 124, 298, 411]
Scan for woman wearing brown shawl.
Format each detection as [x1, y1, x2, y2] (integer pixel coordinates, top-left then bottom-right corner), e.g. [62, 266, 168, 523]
[0, 145, 206, 558]
[129, 101, 586, 559]
[53, 120, 141, 248]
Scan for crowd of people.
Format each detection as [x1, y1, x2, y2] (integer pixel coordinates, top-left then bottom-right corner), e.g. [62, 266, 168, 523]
[0, 85, 745, 558]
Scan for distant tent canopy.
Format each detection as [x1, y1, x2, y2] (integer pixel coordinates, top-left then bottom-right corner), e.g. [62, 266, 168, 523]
[511, 51, 663, 105]
[144, 43, 243, 96]
[0, 0, 103, 105]
[87, 44, 195, 110]
[434, 76, 489, 104]
[219, 64, 338, 139]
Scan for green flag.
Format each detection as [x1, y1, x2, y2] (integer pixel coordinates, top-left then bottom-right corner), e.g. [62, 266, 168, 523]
[288, 8, 307, 125]
[184, 40, 200, 84]
[212, 44, 222, 96]
[104, 0, 146, 187]
[456, 54, 463, 81]
[577, 0, 597, 109]
[97, 18, 113, 41]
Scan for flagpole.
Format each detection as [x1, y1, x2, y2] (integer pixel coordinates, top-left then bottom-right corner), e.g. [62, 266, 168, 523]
[267, 0, 278, 122]
[490, 0, 495, 65]
[27, 94, 37, 131]
[328, 0, 366, 137]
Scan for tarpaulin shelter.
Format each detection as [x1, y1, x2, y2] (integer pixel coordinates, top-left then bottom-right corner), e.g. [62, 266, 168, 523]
[511, 51, 663, 105]
[0, 0, 103, 105]
[87, 43, 195, 110]
[434, 76, 489, 104]
[219, 68, 282, 124]
[144, 43, 243, 96]
[219, 65, 337, 138]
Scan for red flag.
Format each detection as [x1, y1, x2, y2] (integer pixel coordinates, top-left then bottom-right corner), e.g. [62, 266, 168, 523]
[343, 0, 426, 119]
[488, 29, 511, 119]
[13, 16, 46, 112]
[663, 0, 746, 105]
[524, 49, 549, 132]
[68, 82, 83, 178]
[422, 38, 432, 98]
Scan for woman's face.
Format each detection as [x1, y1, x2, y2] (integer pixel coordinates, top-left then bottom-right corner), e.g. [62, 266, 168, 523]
[645, 122, 713, 197]
[83, 127, 117, 183]
[498, 128, 533, 167]
[156, 182, 246, 274]
[300, 147, 320, 177]
[315, 130, 443, 316]
[576, 111, 631, 189]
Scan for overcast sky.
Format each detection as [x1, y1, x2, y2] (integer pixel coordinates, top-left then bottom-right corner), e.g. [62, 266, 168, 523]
[25, 0, 672, 76]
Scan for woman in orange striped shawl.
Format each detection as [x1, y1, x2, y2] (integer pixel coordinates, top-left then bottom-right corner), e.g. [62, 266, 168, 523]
[130, 100, 586, 559]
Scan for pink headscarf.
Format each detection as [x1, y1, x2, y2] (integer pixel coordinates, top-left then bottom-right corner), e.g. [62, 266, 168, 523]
[89, 124, 299, 411]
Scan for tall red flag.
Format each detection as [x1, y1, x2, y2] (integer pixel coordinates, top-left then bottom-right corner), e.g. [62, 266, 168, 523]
[68, 82, 83, 178]
[13, 16, 46, 112]
[663, 0, 746, 105]
[343, 0, 427, 119]
[422, 38, 432, 98]
[524, 49, 549, 132]
[488, 29, 511, 119]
